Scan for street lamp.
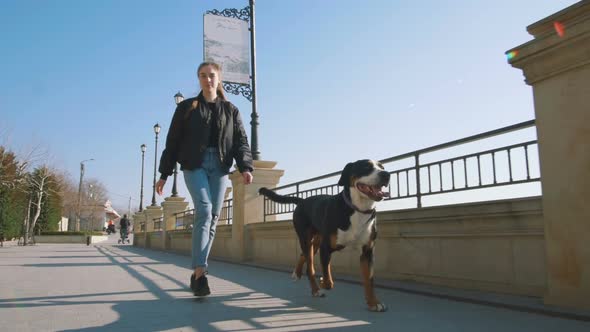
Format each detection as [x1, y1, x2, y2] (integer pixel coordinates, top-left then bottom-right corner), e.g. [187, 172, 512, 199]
[139, 143, 147, 211]
[249, 0, 260, 160]
[76, 158, 94, 231]
[205, 1, 260, 160]
[171, 92, 184, 197]
[151, 123, 161, 206]
[87, 184, 94, 231]
[174, 91, 184, 105]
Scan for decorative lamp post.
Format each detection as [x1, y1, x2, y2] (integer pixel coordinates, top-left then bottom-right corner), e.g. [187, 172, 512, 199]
[151, 123, 161, 206]
[205, 0, 260, 160]
[171, 91, 184, 197]
[249, 0, 260, 160]
[139, 143, 146, 211]
[76, 158, 94, 231]
[174, 91, 184, 105]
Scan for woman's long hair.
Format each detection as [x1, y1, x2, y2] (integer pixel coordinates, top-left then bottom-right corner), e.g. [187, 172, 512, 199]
[197, 61, 226, 101]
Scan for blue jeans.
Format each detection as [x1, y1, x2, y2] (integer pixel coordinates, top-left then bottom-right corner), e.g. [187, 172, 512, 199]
[183, 148, 229, 270]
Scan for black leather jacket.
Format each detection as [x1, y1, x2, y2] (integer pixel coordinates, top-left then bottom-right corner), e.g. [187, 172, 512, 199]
[158, 93, 253, 180]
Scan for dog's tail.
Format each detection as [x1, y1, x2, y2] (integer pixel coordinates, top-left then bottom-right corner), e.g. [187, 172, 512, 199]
[259, 187, 304, 205]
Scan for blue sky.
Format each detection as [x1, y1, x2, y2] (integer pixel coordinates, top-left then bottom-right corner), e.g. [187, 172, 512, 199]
[0, 0, 578, 212]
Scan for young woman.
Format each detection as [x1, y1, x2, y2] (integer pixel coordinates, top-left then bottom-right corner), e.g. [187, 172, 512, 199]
[156, 62, 253, 296]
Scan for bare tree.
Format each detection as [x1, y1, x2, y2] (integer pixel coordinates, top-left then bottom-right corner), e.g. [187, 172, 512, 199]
[22, 194, 32, 244]
[23, 166, 60, 244]
[0, 144, 49, 245]
[81, 179, 108, 231]
[0, 144, 46, 190]
[51, 170, 78, 231]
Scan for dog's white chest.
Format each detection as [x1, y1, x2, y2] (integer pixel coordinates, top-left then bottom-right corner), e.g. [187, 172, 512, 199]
[336, 212, 374, 249]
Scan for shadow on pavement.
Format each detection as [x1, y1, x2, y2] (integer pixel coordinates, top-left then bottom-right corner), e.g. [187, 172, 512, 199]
[2, 244, 589, 332]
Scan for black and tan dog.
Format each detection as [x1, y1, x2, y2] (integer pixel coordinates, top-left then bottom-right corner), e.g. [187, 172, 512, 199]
[259, 159, 390, 312]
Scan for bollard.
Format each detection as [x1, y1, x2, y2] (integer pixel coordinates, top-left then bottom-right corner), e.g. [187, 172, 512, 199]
[86, 236, 91, 246]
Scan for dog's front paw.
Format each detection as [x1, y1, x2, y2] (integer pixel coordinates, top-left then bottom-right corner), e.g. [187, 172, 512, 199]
[368, 303, 387, 312]
[319, 277, 334, 289]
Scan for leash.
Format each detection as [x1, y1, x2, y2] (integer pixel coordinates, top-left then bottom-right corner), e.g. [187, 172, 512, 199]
[341, 192, 377, 224]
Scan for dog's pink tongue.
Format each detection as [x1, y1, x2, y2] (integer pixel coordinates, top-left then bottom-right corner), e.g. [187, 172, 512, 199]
[372, 185, 390, 198]
[358, 184, 390, 199]
[357, 183, 370, 193]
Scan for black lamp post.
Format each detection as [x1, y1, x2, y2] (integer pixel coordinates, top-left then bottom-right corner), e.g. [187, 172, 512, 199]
[151, 123, 161, 206]
[206, 0, 260, 160]
[174, 91, 184, 105]
[139, 143, 146, 211]
[249, 0, 260, 160]
[171, 92, 184, 197]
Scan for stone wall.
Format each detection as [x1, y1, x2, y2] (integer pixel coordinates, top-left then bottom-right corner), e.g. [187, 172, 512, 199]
[140, 197, 545, 297]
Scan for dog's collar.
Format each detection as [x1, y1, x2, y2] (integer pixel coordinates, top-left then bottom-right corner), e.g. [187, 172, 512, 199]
[342, 191, 376, 215]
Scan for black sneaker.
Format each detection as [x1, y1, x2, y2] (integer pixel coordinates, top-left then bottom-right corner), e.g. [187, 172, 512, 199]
[193, 274, 211, 297]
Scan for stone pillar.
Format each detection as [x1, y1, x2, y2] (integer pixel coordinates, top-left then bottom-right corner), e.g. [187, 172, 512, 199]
[229, 160, 284, 261]
[161, 196, 189, 249]
[131, 212, 141, 233]
[132, 211, 146, 247]
[144, 206, 162, 232]
[144, 206, 163, 248]
[507, 1, 590, 310]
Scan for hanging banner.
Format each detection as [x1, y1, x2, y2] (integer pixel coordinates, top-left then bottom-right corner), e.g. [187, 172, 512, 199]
[203, 13, 250, 84]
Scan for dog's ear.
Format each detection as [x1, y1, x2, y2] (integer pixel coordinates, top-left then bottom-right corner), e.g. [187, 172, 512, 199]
[338, 162, 354, 186]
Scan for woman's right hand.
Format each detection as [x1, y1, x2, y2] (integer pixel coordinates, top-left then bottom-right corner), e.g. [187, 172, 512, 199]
[156, 179, 166, 196]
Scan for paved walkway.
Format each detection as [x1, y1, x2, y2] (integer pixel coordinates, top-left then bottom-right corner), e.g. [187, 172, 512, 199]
[1, 238, 589, 332]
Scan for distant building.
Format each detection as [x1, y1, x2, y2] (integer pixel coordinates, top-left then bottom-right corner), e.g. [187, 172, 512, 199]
[58, 217, 68, 231]
[104, 200, 121, 229]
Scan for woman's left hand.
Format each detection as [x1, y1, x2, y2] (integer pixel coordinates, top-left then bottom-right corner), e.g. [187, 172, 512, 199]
[242, 171, 253, 185]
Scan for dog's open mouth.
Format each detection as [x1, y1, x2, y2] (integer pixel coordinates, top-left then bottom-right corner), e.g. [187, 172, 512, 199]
[356, 183, 390, 201]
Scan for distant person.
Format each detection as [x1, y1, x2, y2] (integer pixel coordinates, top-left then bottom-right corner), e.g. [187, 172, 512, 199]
[119, 214, 130, 239]
[107, 220, 115, 234]
[156, 61, 254, 297]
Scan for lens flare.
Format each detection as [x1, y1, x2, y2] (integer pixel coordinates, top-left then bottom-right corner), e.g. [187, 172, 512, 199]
[554, 21, 565, 37]
[507, 50, 518, 60]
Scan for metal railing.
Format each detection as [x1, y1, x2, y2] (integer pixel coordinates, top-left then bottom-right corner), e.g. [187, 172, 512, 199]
[219, 199, 233, 225]
[153, 217, 162, 231]
[174, 209, 194, 230]
[172, 198, 233, 229]
[263, 120, 540, 221]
